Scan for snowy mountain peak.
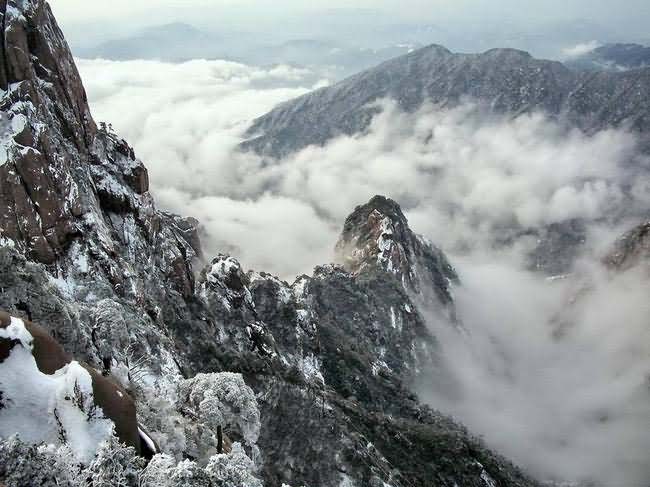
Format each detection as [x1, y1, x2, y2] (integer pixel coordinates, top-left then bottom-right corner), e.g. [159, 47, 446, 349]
[336, 195, 458, 305]
[242, 42, 650, 159]
[568, 42, 650, 71]
[336, 195, 412, 277]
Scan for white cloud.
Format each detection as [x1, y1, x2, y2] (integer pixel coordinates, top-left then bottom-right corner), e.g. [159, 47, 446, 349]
[157, 188, 338, 278]
[419, 259, 650, 486]
[78, 58, 336, 276]
[561, 40, 601, 58]
[78, 58, 648, 277]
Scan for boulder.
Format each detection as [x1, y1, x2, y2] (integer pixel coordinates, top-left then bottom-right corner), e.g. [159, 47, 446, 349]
[0, 310, 154, 458]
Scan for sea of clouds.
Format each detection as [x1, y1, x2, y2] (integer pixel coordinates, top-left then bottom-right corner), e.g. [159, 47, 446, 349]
[78, 57, 650, 277]
[77, 57, 650, 486]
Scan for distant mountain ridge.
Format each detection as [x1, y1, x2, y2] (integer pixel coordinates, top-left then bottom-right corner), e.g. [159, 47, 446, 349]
[74, 22, 419, 78]
[567, 42, 650, 71]
[241, 44, 650, 158]
[75, 23, 221, 61]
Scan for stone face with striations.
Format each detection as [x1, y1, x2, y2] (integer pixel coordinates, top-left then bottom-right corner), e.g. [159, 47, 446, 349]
[0, 0, 97, 263]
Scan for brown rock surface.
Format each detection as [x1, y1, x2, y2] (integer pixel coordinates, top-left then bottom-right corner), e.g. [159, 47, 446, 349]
[0, 0, 94, 262]
[0, 310, 141, 453]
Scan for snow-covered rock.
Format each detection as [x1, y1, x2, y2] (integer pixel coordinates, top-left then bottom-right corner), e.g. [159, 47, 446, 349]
[0, 311, 143, 460]
[336, 195, 458, 307]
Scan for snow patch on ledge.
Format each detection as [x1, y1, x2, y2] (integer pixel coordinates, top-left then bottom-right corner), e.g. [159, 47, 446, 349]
[206, 256, 241, 284]
[0, 322, 114, 462]
[0, 316, 34, 350]
[7, 0, 38, 16]
[0, 236, 16, 248]
[475, 462, 497, 487]
[376, 216, 397, 273]
[298, 354, 325, 385]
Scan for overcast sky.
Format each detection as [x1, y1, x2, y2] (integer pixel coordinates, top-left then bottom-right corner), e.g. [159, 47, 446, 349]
[50, 0, 650, 48]
[48, 0, 650, 24]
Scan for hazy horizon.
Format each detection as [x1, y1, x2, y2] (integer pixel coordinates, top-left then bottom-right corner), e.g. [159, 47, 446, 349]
[50, 0, 650, 60]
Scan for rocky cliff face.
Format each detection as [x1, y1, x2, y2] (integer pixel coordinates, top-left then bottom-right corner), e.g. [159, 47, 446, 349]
[242, 44, 650, 159]
[0, 0, 95, 264]
[0, 2, 543, 486]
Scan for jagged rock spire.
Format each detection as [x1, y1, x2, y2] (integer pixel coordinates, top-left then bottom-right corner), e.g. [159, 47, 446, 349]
[336, 195, 414, 277]
[336, 195, 458, 305]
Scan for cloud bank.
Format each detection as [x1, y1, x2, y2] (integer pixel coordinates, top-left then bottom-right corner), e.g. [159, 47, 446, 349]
[78, 57, 650, 486]
[420, 260, 650, 486]
[78, 57, 649, 276]
[561, 40, 601, 59]
[77, 58, 338, 274]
